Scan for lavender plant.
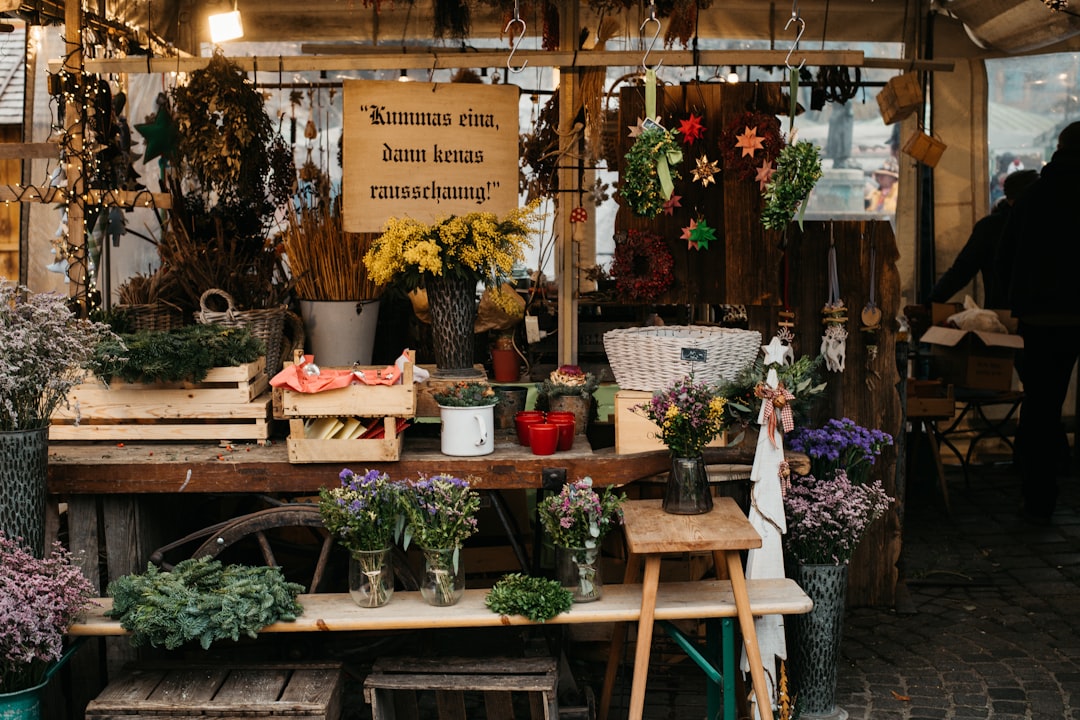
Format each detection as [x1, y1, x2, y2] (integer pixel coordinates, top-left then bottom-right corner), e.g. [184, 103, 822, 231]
[786, 417, 893, 484]
[539, 477, 625, 550]
[0, 282, 124, 430]
[0, 534, 94, 693]
[319, 469, 403, 553]
[783, 470, 893, 566]
[633, 375, 727, 457]
[398, 474, 481, 551]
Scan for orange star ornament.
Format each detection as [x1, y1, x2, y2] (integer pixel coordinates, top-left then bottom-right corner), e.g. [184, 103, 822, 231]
[735, 126, 765, 158]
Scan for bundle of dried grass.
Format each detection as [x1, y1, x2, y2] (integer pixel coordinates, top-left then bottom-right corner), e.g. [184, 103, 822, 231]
[281, 198, 381, 302]
[116, 266, 180, 306]
[583, 18, 620, 163]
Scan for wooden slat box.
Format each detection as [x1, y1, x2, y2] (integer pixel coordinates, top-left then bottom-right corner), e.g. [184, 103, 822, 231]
[614, 390, 726, 455]
[273, 354, 415, 463]
[50, 360, 272, 442]
[364, 657, 557, 720]
[86, 663, 343, 720]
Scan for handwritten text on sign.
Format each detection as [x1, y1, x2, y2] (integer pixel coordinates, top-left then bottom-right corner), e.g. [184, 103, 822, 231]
[342, 80, 519, 233]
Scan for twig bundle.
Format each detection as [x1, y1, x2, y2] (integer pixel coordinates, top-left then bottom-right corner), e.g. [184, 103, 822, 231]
[282, 200, 381, 301]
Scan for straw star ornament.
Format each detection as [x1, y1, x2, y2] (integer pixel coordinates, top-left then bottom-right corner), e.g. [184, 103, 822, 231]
[692, 155, 721, 186]
[735, 126, 765, 158]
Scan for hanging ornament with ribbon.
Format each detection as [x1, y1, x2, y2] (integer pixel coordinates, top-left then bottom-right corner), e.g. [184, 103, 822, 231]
[861, 223, 883, 390]
[620, 67, 683, 218]
[820, 223, 848, 372]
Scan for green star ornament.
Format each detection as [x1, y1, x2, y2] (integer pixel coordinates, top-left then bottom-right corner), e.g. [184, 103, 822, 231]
[688, 218, 716, 250]
[134, 106, 179, 163]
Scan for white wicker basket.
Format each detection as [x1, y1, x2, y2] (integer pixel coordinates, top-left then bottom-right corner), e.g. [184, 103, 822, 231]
[603, 325, 762, 392]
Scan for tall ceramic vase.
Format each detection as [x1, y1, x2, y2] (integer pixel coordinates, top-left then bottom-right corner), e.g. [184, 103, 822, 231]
[425, 274, 481, 378]
[791, 563, 850, 720]
[0, 427, 49, 557]
[663, 456, 713, 515]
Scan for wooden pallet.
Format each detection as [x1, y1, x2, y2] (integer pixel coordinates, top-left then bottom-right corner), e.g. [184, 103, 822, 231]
[50, 360, 272, 441]
[364, 657, 558, 720]
[86, 662, 343, 720]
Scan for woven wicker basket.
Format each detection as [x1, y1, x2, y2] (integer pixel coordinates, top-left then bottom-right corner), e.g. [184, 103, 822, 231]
[116, 302, 184, 333]
[603, 326, 762, 392]
[196, 288, 288, 376]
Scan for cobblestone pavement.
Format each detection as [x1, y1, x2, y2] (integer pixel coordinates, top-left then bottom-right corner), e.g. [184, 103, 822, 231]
[834, 464, 1080, 720]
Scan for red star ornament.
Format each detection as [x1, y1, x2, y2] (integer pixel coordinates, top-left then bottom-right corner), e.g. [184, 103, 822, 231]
[677, 114, 707, 145]
[755, 160, 777, 192]
[570, 207, 588, 223]
[735, 126, 766, 158]
[663, 194, 682, 216]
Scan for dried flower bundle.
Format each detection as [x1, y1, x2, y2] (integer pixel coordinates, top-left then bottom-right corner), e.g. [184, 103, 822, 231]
[634, 374, 727, 458]
[538, 477, 625, 550]
[319, 469, 403, 554]
[783, 470, 892, 566]
[399, 474, 481, 551]
[786, 418, 894, 485]
[282, 197, 381, 302]
[0, 534, 94, 693]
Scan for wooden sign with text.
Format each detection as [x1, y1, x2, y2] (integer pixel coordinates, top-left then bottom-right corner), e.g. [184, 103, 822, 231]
[342, 80, 519, 233]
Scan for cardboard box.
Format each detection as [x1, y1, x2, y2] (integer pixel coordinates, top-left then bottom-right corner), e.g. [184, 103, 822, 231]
[614, 390, 726, 454]
[920, 304, 1022, 392]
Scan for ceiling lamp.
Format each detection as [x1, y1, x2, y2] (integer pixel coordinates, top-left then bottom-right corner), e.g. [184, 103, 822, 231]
[209, 4, 244, 44]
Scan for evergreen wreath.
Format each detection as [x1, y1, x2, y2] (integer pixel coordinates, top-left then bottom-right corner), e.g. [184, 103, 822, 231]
[719, 110, 785, 181]
[761, 141, 823, 231]
[620, 127, 683, 218]
[611, 229, 675, 302]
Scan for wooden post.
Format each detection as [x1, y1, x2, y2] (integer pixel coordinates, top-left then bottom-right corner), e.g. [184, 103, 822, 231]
[556, 2, 580, 366]
[63, 0, 85, 301]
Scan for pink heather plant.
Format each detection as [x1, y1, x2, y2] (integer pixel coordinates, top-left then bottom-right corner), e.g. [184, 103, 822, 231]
[0, 534, 95, 693]
[539, 477, 625, 550]
[783, 470, 893, 566]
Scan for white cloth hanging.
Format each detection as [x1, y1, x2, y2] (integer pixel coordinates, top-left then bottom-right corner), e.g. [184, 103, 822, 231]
[741, 358, 790, 720]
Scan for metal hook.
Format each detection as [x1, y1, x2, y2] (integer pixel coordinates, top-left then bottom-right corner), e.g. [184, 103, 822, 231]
[501, 1, 527, 73]
[784, 13, 806, 70]
[639, 13, 662, 71]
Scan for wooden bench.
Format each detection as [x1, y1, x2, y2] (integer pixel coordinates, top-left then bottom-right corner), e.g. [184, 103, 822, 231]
[72, 580, 811, 718]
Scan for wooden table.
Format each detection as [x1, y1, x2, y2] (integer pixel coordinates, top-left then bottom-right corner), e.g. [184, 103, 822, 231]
[599, 497, 773, 720]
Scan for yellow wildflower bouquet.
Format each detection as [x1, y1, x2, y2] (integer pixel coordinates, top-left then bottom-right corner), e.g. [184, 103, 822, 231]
[364, 201, 540, 314]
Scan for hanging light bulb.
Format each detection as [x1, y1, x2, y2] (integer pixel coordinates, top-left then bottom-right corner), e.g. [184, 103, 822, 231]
[209, 1, 244, 43]
[726, 66, 740, 83]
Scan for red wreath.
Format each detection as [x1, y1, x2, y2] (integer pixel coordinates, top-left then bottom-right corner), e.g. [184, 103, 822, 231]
[719, 110, 785, 181]
[612, 229, 675, 302]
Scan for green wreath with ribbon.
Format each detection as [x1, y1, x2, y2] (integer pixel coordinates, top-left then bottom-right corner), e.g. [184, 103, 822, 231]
[761, 140, 823, 231]
[618, 70, 682, 219]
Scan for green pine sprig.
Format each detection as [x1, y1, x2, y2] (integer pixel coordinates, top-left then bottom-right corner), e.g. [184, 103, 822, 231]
[484, 574, 573, 623]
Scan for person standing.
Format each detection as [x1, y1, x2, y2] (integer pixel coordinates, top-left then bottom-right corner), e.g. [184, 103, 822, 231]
[929, 169, 1039, 304]
[995, 122, 1080, 523]
[866, 157, 899, 213]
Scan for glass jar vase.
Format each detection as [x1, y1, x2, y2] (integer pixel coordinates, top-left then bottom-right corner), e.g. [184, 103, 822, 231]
[556, 545, 603, 602]
[420, 547, 465, 606]
[348, 548, 394, 608]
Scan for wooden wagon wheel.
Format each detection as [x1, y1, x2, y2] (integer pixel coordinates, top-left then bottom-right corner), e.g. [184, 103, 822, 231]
[190, 505, 334, 593]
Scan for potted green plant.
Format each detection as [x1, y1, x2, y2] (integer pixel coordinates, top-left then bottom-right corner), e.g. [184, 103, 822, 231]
[0, 282, 122, 555]
[538, 477, 625, 602]
[398, 474, 481, 607]
[0, 534, 94, 708]
[319, 468, 403, 608]
[432, 381, 498, 457]
[363, 202, 540, 377]
[535, 365, 599, 435]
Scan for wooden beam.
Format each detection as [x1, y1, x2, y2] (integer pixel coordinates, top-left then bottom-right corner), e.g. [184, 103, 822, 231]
[0, 142, 59, 160]
[0, 185, 172, 208]
[58, 49, 881, 75]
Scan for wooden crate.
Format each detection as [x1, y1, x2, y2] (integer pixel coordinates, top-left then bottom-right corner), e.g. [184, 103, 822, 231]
[902, 129, 947, 167]
[876, 72, 922, 124]
[364, 657, 558, 720]
[86, 663, 343, 720]
[614, 390, 726, 455]
[906, 379, 956, 419]
[274, 355, 415, 463]
[50, 360, 272, 441]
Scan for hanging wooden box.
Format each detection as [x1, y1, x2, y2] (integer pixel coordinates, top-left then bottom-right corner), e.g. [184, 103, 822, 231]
[876, 73, 922, 125]
[86, 663, 343, 720]
[49, 359, 272, 441]
[902, 130, 947, 167]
